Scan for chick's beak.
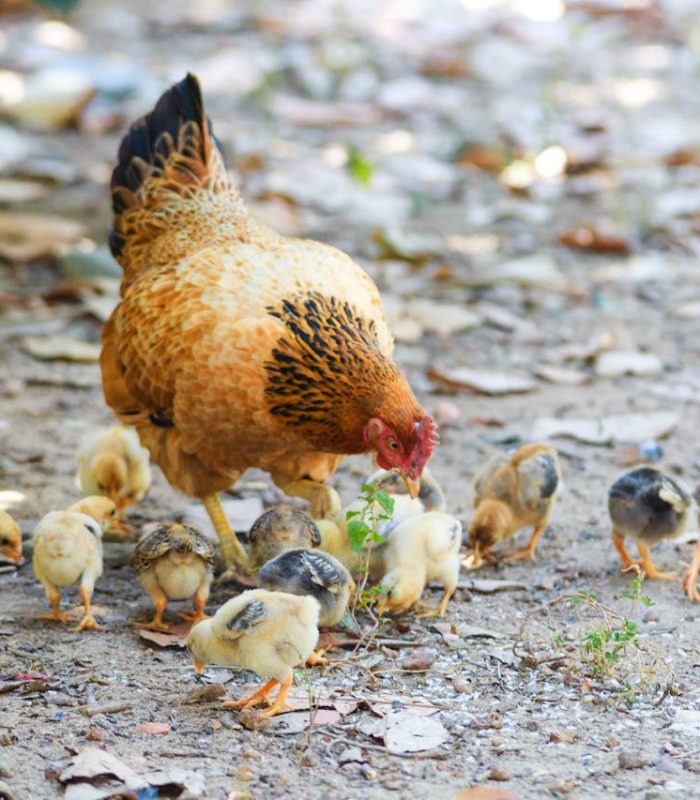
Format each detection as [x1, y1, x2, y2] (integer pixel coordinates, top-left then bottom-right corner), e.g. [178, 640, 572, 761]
[402, 474, 420, 499]
[194, 660, 205, 674]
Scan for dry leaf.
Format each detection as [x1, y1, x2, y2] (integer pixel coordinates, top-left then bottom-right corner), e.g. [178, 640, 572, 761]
[0, 179, 48, 204]
[183, 683, 226, 704]
[21, 336, 100, 363]
[134, 722, 170, 735]
[366, 694, 439, 718]
[531, 411, 678, 445]
[452, 787, 519, 800]
[459, 625, 507, 639]
[463, 579, 527, 594]
[137, 621, 190, 649]
[429, 367, 537, 396]
[401, 651, 435, 671]
[533, 364, 590, 386]
[0, 213, 85, 261]
[595, 350, 663, 378]
[671, 710, 700, 736]
[558, 225, 630, 254]
[457, 145, 510, 172]
[60, 748, 144, 787]
[404, 299, 482, 336]
[384, 710, 449, 754]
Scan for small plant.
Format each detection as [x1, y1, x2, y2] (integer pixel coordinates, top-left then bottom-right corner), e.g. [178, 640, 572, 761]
[346, 481, 394, 613]
[346, 145, 373, 186]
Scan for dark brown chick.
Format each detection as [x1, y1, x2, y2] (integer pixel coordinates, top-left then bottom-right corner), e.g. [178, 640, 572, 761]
[134, 523, 215, 630]
[248, 507, 321, 570]
[466, 443, 561, 568]
[609, 467, 691, 582]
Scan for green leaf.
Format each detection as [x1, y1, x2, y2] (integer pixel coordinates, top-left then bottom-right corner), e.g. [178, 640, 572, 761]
[374, 490, 395, 515]
[345, 510, 360, 520]
[347, 146, 373, 186]
[347, 519, 371, 551]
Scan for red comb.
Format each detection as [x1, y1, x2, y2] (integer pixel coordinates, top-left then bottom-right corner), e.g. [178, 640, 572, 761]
[412, 416, 439, 474]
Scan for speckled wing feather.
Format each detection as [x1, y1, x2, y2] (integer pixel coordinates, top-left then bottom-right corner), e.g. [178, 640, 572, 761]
[257, 549, 344, 594]
[225, 599, 266, 632]
[516, 454, 559, 508]
[134, 526, 173, 569]
[185, 525, 216, 565]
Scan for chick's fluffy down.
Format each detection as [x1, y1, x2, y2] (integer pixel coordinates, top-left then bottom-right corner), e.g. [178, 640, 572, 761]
[187, 589, 320, 682]
[32, 511, 103, 589]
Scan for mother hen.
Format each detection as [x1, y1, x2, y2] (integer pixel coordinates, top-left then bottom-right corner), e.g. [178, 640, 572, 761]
[101, 74, 437, 569]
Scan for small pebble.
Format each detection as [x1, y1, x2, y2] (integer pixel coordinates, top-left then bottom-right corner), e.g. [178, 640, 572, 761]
[618, 750, 647, 770]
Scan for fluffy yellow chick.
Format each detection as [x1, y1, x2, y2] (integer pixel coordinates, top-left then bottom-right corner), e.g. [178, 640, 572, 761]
[32, 511, 104, 631]
[68, 496, 118, 534]
[465, 442, 561, 568]
[134, 523, 215, 630]
[609, 467, 691, 581]
[248, 507, 321, 571]
[187, 589, 320, 716]
[376, 511, 462, 618]
[0, 509, 22, 565]
[77, 425, 151, 512]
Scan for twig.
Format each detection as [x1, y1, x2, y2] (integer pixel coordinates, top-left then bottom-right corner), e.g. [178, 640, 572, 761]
[329, 735, 449, 761]
[79, 702, 132, 717]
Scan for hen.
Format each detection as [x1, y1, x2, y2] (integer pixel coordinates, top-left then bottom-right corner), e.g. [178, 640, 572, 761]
[101, 74, 437, 569]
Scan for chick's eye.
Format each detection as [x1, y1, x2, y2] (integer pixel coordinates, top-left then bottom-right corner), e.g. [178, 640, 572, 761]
[109, 509, 116, 517]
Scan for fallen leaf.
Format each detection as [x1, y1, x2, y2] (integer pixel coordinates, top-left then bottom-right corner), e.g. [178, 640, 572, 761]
[429, 367, 537, 396]
[463, 579, 527, 594]
[469, 254, 566, 290]
[431, 621, 467, 650]
[21, 336, 100, 363]
[366, 693, 440, 718]
[531, 411, 678, 445]
[558, 225, 630, 254]
[134, 722, 169, 736]
[60, 748, 144, 787]
[457, 145, 510, 172]
[137, 622, 190, 649]
[595, 350, 663, 378]
[533, 364, 590, 386]
[0, 179, 48, 204]
[266, 708, 342, 734]
[459, 625, 507, 639]
[452, 787, 519, 800]
[401, 651, 435, 671]
[671, 710, 700, 736]
[0, 213, 85, 261]
[384, 710, 449, 754]
[404, 299, 482, 336]
[549, 728, 578, 744]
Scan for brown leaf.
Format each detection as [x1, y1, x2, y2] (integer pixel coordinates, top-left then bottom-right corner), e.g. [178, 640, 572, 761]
[182, 683, 226, 704]
[558, 225, 630, 254]
[0, 213, 85, 261]
[549, 728, 577, 744]
[452, 787, 519, 800]
[137, 622, 190, 649]
[384, 710, 449, 754]
[21, 336, 101, 363]
[134, 722, 170, 736]
[457, 145, 510, 173]
[401, 651, 435, 672]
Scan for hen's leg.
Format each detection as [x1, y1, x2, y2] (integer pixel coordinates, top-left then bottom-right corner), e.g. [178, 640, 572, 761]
[504, 523, 546, 563]
[223, 679, 278, 709]
[74, 585, 103, 632]
[682, 542, 700, 602]
[279, 479, 341, 519]
[40, 589, 70, 624]
[611, 530, 638, 571]
[637, 543, 678, 581]
[202, 494, 248, 568]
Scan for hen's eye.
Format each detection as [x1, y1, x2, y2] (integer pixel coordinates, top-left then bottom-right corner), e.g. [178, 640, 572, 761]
[388, 440, 399, 452]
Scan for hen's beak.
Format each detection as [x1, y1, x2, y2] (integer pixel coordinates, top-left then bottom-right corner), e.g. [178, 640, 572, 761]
[194, 661, 205, 674]
[402, 474, 420, 499]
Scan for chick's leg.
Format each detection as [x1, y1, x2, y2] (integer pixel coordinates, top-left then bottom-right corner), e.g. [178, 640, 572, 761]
[40, 589, 70, 624]
[612, 530, 639, 571]
[223, 678, 279, 710]
[177, 589, 208, 626]
[682, 542, 700, 602]
[279, 479, 341, 519]
[75, 585, 103, 632]
[135, 589, 170, 632]
[264, 670, 294, 716]
[504, 523, 546, 563]
[202, 494, 248, 569]
[637, 543, 678, 581]
[416, 588, 455, 618]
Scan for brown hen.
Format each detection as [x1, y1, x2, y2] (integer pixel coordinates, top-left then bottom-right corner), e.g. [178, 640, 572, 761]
[101, 75, 437, 568]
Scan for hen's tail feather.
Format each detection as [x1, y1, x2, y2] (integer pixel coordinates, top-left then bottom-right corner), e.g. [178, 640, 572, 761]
[109, 73, 230, 260]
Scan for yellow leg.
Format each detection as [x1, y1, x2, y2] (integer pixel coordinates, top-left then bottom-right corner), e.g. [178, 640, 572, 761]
[682, 542, 700, 602]
[416, 589, 454, 618]
[504, 524, 546, 562]
[40, 592, 70, 624]
[612, 530, 638, 571]
[202, 493, 248, 569]
[135, 594, 170, 631]
[637, 543, 677, 581]
[223, 678, 279, 709]
[178, 592, 208, 626]
[264, 673, 294, 716]
[74, 586, 103, 632]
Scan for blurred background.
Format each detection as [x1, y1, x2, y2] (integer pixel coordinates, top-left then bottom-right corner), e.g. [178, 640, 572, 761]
[1, 0, 699, 472]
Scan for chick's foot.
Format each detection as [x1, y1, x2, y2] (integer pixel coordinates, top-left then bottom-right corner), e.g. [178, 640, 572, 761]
[638, 544, 678, 581]
[682, 544, 700, 602]
[74, 614, 103, 632]
[305, 649, 328, 667]
[39, 610, 71, 624]
[223, 678, 278, 710]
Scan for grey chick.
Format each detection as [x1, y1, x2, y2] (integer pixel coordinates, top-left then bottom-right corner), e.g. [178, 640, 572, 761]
[248, 507, 321, 570]
[609, 467, 691, 581]
[368, 466, 446, 513]
[257, 548, 353, 627]
[134, 523, 215, 630]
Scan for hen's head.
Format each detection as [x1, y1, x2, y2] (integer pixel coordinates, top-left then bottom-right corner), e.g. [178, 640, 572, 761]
[363, 415, 438, 497]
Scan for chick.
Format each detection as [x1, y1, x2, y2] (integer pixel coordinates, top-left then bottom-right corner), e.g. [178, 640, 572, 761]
[248, 507, 321, 571]
[465, 442, 561, 568]
[32, 511, 104, 631]
[187, 589, 320, 716]
[376, 512, 462, 618]
[0, 509, 22, 565]
[609, 467, 690, 581]
[134, 523, 215, 631]
[77, 425, 151, 513]
[68, 496, 117, 534]
[257, 549, 353, 627]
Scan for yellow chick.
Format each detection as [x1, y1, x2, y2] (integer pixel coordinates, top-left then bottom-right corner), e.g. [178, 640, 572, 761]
[248, 507, 321, 571]
[609, 467, 691, 581]
[77, 425, 151, 512]
[465, 442, 561, 568]
[0, 509, 22, 565]
[68, 496, 118, 534]
[187, 589, 320, 716]
[376, 511, 462, 618]
[134, 523, 215, 630]
[32, 511, 104, 631]
[257, 549, 353, 627]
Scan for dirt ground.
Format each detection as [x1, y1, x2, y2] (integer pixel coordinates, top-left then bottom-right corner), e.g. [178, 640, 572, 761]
[2, 0, 700, 798]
